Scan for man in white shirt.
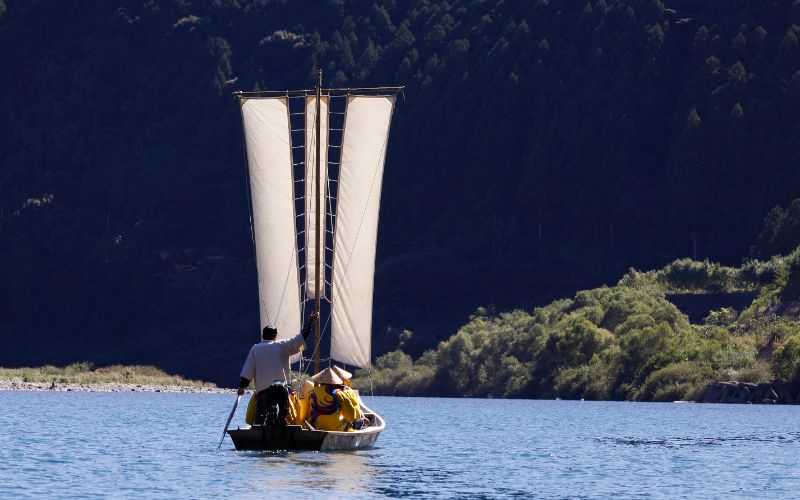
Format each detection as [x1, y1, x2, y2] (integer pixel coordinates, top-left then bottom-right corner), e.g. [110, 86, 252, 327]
[237, 311, 318, 396]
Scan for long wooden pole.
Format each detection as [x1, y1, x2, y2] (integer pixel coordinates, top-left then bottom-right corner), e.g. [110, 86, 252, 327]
[314, 69, 322, 375]
[234, 86, 403, 97]
[217, 394, 241, 449]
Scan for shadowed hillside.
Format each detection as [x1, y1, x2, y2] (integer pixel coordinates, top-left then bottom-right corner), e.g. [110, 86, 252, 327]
[2, 0, 800, 384]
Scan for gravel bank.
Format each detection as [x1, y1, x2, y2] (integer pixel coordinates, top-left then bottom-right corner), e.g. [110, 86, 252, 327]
[0, 377, 231, 394]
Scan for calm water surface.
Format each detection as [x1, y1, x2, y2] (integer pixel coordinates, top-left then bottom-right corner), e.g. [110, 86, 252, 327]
[0, 392, 798, 498]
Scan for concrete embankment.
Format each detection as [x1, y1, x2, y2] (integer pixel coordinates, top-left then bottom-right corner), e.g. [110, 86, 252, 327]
[702, 381, 800, 404]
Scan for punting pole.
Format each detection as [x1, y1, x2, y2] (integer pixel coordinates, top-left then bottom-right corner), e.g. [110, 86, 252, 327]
[313, 69, 322, 376]
[217, 394, 241, 449]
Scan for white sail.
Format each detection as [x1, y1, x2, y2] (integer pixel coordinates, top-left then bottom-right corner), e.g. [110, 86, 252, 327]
[240, 97, 302, 342]
[331, 95, 396, 368]
[304, 96, 329, 300]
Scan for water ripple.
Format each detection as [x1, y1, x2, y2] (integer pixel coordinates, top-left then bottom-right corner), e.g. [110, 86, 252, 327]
[598, 431, 800, 448]
[1, 394, 799, 498]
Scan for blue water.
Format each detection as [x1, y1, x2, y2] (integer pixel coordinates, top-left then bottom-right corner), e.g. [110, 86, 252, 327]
[0, 393, 798, 498]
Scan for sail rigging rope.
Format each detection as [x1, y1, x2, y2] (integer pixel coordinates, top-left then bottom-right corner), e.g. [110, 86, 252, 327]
[368, 369, 376, 410]
[299, 309, 333, 376]
[303, 92, 322, 303]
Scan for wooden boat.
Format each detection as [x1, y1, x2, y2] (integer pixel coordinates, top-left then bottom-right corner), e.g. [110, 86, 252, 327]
[228, 398, 385, 451]
[224, 71, 401, 451]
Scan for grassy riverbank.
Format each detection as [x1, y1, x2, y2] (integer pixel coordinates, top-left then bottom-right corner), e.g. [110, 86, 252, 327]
[0, 362, 217, 389]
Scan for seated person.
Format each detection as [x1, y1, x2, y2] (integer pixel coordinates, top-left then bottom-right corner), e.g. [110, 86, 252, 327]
[307, 366, 369, 431]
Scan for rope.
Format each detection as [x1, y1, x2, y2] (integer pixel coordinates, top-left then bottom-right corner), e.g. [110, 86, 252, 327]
[304, 94, 324, 303]
[368, 369, 377, 410]
[300, 310, 334, 376]
[321, 98, 342, 312]
[301, 356, 331, 363]
[297, 95, 334, 364]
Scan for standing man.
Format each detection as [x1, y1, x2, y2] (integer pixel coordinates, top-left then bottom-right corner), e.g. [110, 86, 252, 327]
[237, 311, 318, 396]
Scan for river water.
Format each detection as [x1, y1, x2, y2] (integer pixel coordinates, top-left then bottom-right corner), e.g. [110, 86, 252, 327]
[0, 392, 798, 498]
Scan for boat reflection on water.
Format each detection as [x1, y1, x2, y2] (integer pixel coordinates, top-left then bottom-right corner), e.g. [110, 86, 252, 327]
[240, 449, 380, 495]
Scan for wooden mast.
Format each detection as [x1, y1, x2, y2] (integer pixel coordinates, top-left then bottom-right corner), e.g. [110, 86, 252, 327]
[313, 69, 322, 375]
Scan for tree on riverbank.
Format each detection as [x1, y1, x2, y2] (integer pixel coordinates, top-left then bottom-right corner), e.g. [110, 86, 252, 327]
[355, 200, 800, 400]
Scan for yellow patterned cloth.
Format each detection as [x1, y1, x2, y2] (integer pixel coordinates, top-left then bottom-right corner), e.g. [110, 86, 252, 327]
[307, 384, 362, 431]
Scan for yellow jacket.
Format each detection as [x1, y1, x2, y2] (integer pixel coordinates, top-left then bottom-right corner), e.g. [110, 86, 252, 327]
[308, 384, 362, 431]
[287, 392, 311, 427]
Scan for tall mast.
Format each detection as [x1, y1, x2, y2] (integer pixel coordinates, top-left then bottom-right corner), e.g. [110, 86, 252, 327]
[314, 69, 322, 375]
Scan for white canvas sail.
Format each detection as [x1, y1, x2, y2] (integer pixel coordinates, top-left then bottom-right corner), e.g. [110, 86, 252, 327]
[304, 96, 329, 300]
[330, 95, 396, 368]
[240, 97, 302, 342]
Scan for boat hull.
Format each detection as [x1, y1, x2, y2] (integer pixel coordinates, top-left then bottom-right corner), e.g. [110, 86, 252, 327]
[228, 425, 328, 451]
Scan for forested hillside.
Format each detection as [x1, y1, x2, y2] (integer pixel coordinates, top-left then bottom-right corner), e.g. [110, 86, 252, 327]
[2, 0, 800, 384]
[358, 198, 800, 400]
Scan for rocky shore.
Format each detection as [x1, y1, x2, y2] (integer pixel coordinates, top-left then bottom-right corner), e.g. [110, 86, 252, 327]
[702, 381, 800, 404]
[0, 377, 230, 394]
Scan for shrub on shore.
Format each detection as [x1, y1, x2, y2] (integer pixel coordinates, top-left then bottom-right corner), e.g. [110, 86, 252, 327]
[773, 333, 800, 383]
[353, 247, 800, 401]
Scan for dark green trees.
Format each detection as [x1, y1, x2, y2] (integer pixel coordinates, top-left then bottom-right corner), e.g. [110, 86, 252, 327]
[4, 0, 800, 383]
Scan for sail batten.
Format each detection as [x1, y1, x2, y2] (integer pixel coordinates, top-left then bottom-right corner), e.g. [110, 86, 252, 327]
[240, 97, 302, 342]
[330, 95, 396, 368]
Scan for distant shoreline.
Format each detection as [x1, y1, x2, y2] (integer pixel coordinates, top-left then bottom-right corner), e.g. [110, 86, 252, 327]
[0, 377, 230, 394]
[0, 363, 229, 394]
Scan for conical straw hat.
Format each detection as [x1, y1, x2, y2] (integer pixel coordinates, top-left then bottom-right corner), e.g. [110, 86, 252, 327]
[311, 367, 343, 385]
[331, 365, 352, 381]
[311, 366, 351, 385]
